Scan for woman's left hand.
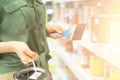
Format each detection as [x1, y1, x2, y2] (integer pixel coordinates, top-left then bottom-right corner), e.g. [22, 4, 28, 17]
[46, 25, 64, 39]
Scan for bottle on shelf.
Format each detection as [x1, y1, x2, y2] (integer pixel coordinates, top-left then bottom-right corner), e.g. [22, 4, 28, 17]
[104, 63, 110, 80]
[78, 46, 90, 68]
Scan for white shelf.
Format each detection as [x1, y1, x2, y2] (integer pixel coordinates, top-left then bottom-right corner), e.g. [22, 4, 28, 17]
[44, 0, 52, 3]
[56, 42, 104, 80]
[80, 41, 120, 70]
[54, 0, 85, 3]
[46, 0, 52, 2]
[80, 28, 120, 70]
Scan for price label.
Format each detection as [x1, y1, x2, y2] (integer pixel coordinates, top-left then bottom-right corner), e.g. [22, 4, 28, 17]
[29, 71, 42, 80]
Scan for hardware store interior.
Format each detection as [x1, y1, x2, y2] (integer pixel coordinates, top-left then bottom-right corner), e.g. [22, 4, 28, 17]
[43, 0, 120, 80]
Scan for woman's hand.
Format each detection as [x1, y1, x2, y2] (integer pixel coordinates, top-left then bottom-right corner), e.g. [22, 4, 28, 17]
[46, 25, 64, 39]
[9, 41, 39, 64]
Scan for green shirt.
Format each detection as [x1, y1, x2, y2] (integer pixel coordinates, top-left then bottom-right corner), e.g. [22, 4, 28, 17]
[0, 0, 50, 74]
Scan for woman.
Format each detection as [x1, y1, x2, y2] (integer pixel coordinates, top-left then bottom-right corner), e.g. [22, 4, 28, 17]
[0, 0, 63, 80]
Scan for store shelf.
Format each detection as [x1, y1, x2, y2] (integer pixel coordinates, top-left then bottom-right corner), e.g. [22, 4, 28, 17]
[79, 27, 120, 70]
[54, 0, 86, 3]
[45, 0, 52, 2]
[56, 42, 104, 80]
[80, 41, 120, 70]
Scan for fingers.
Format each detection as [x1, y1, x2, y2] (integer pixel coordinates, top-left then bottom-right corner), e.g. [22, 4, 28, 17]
[10, 41, 39, 64]
[24, 49, 39, 61]
[21, 50, 38, 64]
[15, 44, 38, 64]
[16, 50, 33, 64]
[47, 25, 64, 34]
[52, 26, 64, 34]
[49, 33, 63, 39]
[47, 26, 64, 39]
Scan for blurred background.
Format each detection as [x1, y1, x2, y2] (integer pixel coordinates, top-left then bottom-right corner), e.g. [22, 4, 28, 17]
[43, 0, 120, 80]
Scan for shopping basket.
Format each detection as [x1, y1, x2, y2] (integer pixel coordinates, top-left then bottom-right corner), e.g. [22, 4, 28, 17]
[13, 67, 46, 80]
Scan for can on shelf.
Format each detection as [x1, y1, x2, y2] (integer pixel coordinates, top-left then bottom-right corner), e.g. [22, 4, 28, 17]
[104, 63, 110, 80]
[109, 66, 120, 80]
[90, 56, 104, 76]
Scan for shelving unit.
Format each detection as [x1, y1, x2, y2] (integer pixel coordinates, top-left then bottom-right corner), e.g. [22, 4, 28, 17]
[56, 41, 104, 80]
[54, 0, 85, 3]
[52, 0, 106, 25]
[55, 38, 120, 80]
[45, 0, 120, 79]
[80, 18, 120, 70]
[80, 41, 120, 70]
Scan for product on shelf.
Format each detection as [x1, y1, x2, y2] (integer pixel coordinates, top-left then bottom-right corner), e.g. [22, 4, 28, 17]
[91, 15, 120, 43]
[61, 39, 73, 53]
[109, 65, 120, 80]
[79, 47, 90, 68]
[104, 63, 110, 80]
[104, 63, 120, 80]
[90, 56, 104, 76]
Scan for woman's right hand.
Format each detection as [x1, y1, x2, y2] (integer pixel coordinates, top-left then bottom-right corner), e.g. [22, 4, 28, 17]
[10, 41, 39, 64]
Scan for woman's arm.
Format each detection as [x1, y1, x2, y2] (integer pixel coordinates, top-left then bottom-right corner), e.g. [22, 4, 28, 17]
[0, 42, 13, 53]
[0, 41, 38, 64]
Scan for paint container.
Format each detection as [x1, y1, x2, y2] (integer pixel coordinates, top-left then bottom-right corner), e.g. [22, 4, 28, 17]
[90, 56, 104, 76]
